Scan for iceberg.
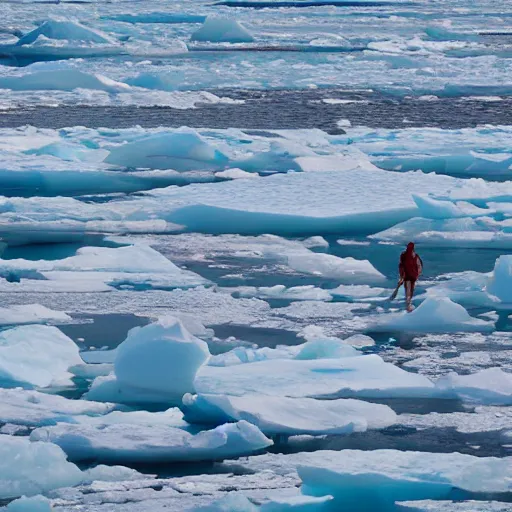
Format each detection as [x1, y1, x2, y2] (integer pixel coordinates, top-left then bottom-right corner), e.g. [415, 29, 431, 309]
[182, 394, 397, 435]
[196, 354, 436, 399]
[0, 325, 82, 388]
[370, 297, 495, 333]
[0, 388, 116, 427]
[17, 20, 116, 46]
[0, 436, 82, 499]
[0, 304, 71, 326]
[104, 129, 229, 171]
[191, 17, 255, 44]
[31, 420, 272, 463]
[436, 368, 512, 405]
[89, 318, 210, 405]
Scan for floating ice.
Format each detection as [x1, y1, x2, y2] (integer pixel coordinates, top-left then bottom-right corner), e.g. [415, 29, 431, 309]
[0, 304, 70, 326]
[31, 420, 272, 463]
[196, 354, 436, 399]
[0, 244, 207, 292]
[0, 70, 129, 92]
[191, 17, 255, 44]
[0, 388, 116, 427]
[371, 297, 494, 334]
[486, 255, 512, 304]
[5, 496, 52, 512]
[0, 436, 82, 499]
[372, 217, 512, 249]
[17, 20, 116, 46]
[104, 129, 229, 171]
[295, 449, 512, 510]
[261, 494, 333, 511]
[183, 394, 396, 435]
[436, 368, 512, 405]
[302, 236, 329, 249]
[88, 317, 210, 405]
[233, 285, 333, 302]
[0, 325, 82, 388]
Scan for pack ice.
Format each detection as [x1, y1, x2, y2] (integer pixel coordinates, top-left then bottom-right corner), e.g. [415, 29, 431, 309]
[191, 17, 255, 43]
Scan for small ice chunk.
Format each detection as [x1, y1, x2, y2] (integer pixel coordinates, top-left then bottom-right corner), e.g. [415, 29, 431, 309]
[182, 394, 397, 435]
[17, 20, 116, 45]
[31, 420, 272, 463]
[82, 464, 143, 483]
[261, 495, 333, 511]
[196, 494, 258, 512]
[113, 317, 211, 404]
[486, 255, 512, 304]
[104, 128, 229, 171]
[191, 16, 255, 43]
[0, 325, 82, 388]
[302, 236, 329, 249]
[216, 168, 258, 180]
[371, 298, 494, 333]
[343, 334, 375, 348]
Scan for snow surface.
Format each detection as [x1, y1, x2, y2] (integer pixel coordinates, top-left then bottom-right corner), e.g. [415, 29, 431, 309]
[182, 394, 397, 435]
[0, 325, 82, 388]
[191, 17, 255, 43]
[31, 420, 272, 463]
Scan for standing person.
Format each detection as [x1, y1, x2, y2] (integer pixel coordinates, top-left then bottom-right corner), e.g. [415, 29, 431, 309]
[399, 242, 423, 312]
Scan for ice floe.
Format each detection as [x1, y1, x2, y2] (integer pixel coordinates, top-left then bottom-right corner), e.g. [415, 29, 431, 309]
[5, 495, 52, 512]
[191, 17, 255, 44]
[0, 388, 116, 427]
[87, 317, 210, 405]
[104, 129, 230, 171]
[182, 394, 396, 435]
[0, 304, 70, 326]
[0, 325, 82, 388]
[31, 420, 272, 463]
[370, 297, 495, 333]
[0, 435, 82, 499]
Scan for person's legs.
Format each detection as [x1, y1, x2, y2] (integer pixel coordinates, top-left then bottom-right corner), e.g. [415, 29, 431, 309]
[405, 279, 416, 312]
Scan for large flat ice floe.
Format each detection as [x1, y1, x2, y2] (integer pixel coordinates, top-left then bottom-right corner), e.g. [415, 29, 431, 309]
[0, 244, 207, 292]
[183, 394, 397, 435]
[370, 297, 495, 333]
[195, 354, 437, 400]
[239, 450, 512, 511]
[0, 324, 82, 388]
[2, 167, 509, 238]
[31, 420, 272, 463]
[0, 304, 71, 326]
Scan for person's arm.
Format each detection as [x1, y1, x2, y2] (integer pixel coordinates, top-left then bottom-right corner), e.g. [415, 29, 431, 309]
[417, 255, 423, 276]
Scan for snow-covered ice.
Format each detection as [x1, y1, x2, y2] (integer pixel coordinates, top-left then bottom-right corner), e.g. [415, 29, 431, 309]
[0, 304, 71, 326]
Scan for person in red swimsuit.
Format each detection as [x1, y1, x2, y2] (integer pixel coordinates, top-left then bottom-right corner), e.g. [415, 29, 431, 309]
[399, 242, 423, 312]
